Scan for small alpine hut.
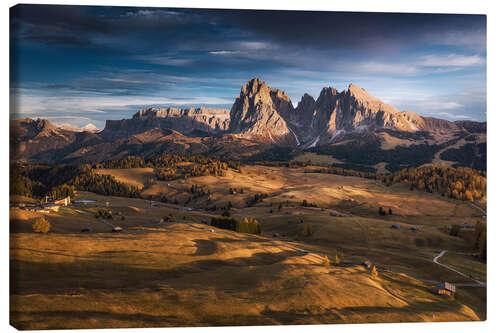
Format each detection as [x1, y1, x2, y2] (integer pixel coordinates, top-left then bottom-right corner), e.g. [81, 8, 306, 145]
[436, 282, 456, 296]
[54, 196, 71, 206]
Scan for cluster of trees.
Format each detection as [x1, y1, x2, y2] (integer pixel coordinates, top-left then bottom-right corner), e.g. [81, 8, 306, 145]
[210, 216, 261, 235]
[154, 161, 227, 181]
[94, 209, 113, 219]
[247, 193, 269, 206]
[378, 207, 392, 216]
[189, 184, 211, 198]
[72, 171, 141, 198]
[308, 166, 377, 179]
[382, 165, 486, 202]
[302, 200, 318, 208]
[10, 163, 85, 199]
[10, 163, 140, 200]
[310, 135, 442, 172]
[236, 217, 262, 234]
[95, 154, 245, 182]
[253, 160, 310, 168]
[10, 168, 44, 198]
[163, 214, 177, 223]
[48, 184, 75, 200]
[440, 142, 486, 171]
[97, 156, 147, 169]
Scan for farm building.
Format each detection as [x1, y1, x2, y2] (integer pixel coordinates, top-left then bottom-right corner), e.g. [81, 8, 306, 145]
[112, 227, 123, 233]
[54, 196, 71, 206]
[436, 282, 456, 296]
[363, 260, 372, 269]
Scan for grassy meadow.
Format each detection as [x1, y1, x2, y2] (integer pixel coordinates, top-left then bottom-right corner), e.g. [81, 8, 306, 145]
[10, 164, 486, 329]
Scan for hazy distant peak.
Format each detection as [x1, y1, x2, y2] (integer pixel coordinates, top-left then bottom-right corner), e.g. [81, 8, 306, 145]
[57, 122, 100, 133]
[82, 123, 100, 132]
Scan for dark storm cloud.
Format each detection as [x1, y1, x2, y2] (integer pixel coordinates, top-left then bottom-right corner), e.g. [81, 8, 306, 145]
[10, 4, 112, 46]
[10, 5, 486, 126]
[214, 10, 486, 52]
[10, 5, 486, 53]
[10, 5, 217, 48]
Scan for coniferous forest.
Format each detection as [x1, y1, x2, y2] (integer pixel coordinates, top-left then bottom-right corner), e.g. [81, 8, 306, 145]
[10, 154, 486, 203]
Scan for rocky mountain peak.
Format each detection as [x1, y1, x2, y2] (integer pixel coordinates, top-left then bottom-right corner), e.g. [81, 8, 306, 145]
[345, 83, 377, 102]
[229, 78, 295, 145]
[297, 93, 315, 110]
[318, 87, 338, 99]
[242, 77, 266, 95]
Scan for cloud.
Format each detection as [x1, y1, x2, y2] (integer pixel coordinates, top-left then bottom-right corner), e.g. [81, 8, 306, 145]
[389, 87, 485, 122]
[419, 101, 463, 110]
[122, 9, 182, 18]
[435, 112, 471, 120]
[354, 62, 420, 75]
[236, 41, 270, 50]
[418, 54, 484, 67]
[10, 86, 234, 129]
[134, 55, 194, 67]
[209, 50, 240, 55]
[424, 29, 486, 50]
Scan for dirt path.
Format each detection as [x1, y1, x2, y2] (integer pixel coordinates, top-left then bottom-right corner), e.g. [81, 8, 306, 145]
[432, 138, 467, 166]
[433, 250, 486, 287]
[468, 202, 486, 215]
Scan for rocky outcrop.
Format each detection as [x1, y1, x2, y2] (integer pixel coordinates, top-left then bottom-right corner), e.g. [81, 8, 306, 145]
[101, 107, 230, 141]
[285, 84, 430, 147]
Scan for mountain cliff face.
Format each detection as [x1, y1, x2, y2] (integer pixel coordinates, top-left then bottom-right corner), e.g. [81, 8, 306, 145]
[228, 78, 297, 145]
[227, 79, 434, 147]
[273, 84, 426, 147]
[101, 107, 230, 141]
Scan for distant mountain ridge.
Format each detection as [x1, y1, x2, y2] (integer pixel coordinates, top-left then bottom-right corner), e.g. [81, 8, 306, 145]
[10, 78, 486, 170]
[227, 78, 466, 147]
[99, 77, 480, 147]
[101, 107, 230, 141]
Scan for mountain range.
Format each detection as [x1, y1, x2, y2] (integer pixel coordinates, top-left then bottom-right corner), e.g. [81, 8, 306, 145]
[10, 78, 486, 172]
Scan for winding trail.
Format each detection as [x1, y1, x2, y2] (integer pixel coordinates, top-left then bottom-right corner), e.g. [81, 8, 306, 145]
[433, 250, 486, 287]
[468, 202, 486, 215]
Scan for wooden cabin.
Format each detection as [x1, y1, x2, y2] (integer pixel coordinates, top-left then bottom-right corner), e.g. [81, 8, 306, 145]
[436, 282, 456, 296]
[54, 196, 71, 206]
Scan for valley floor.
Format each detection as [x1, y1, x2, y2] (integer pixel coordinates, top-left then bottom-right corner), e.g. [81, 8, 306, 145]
[10, 165, 486, 329]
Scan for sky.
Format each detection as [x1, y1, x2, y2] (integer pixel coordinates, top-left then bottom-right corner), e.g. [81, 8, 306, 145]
[10, 5, 486, 129]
